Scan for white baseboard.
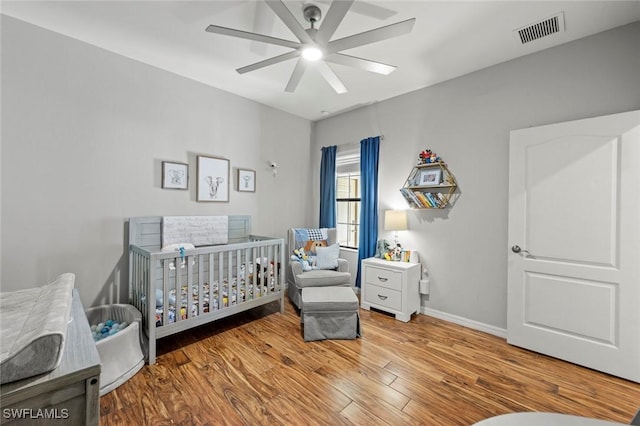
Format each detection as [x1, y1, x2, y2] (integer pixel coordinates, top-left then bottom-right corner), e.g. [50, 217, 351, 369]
[420, 307, 507, 339]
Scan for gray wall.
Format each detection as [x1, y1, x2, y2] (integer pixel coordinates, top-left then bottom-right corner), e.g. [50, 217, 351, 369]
[2, 14, 639, 330]
[314, 22, 640, 332]
[1, 15, 314, 307]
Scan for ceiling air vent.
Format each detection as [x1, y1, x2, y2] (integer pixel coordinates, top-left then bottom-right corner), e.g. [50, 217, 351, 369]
[514, 12, 565, 44]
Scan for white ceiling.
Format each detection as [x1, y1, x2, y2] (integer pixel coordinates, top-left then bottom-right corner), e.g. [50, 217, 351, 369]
[2, 1, 639, 121]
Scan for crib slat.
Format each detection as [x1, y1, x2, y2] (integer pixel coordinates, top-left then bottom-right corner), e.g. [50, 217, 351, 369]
[273, 243, 278, 293]
[278, 242, 285, 314]
[145, 255, 151, 330]
[244, 248, 249, 302]
[266, 244, 273, 295]
[253, 248, 258, 300]
[176, 257, 183, 323]
[261, 245, 267, 296]
[236, 249, 243, 303]
[232, 250, 236, 304]
[138, 253, 144, 309]
[139, 253, 146, 320]
[163, 260, 170, 326]
[228, 251, 234, 306]
[131, 253, 137, 308]
[134, 252, 139, 305]
[198, 254, 205, 315]
[129, 251, 135, 306]
[208, 253, 214, 311]
[259, 245, 265, 296]
[187, 255, 194, 319]
[218, 252, 224, 308]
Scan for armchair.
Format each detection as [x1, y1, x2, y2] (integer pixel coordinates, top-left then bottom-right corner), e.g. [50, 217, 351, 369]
[287, 228, 352, 310]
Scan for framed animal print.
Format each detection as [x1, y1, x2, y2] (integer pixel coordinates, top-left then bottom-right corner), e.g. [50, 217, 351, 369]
[237, 168, 256, 192]
[162, 161, 188, 190]
[196, 155, 229, 202]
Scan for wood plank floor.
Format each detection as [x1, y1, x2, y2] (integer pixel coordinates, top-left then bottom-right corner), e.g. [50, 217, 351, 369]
[100, 300, 640, 425]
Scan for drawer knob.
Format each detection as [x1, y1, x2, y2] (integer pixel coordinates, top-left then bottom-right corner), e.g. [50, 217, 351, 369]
[377, 277, 388, 282]
[377, 294, 388, 300]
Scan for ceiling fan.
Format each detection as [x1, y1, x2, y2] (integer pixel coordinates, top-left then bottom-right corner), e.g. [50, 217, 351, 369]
[205, 0, 415, 94]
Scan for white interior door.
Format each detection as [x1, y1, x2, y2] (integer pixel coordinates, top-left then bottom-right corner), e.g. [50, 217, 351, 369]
[507, 110, 640, 382]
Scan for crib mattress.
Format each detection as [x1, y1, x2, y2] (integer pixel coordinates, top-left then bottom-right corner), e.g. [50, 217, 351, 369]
[0, 273, 75, 384]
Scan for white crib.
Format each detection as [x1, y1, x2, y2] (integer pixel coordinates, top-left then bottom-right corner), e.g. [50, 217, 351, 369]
[128, 216, 285, 365]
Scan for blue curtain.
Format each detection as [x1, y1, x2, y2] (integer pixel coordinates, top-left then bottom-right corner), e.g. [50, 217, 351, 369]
[319, 145, 337, 228]
[356, 136, 380, 288]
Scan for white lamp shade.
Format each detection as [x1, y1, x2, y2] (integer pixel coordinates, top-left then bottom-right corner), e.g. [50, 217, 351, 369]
[384, 210, 408, 231]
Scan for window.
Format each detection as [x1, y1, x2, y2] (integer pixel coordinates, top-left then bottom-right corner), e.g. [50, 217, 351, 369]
[336, 152, 360, 248]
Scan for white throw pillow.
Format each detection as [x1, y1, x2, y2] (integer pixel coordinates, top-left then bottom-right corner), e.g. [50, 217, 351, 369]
[315, 243, 340, 270]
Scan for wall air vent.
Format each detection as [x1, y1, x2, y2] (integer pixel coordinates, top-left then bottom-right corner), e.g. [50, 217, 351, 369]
[514, 12, 565, 44]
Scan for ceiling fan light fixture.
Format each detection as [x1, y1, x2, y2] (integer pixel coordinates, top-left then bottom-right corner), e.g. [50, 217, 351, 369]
[205, 0, 415, 93]
[301, 46, 323, 61]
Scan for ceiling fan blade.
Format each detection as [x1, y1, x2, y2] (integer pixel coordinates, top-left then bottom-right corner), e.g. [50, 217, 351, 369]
[264, 0, 313, 44]
[206, 25, 300, 49]
[327, 18, 416, 53]
[285, 58, 308, 93]
[315, 0, 354, 45]
[237, 50, 300, 74]
[325, 53, 396, 75]
[316, 61, 347, 94]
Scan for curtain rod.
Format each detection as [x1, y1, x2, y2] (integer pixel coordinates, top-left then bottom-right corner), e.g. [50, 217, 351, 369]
[330, 135, 385, 151]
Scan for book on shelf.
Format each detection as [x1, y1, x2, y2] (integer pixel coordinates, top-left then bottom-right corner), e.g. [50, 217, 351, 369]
[406, 190, 423, 207]
[403, 188, 424, 208]
[400, 188, 420, 208]
[415, 191, 432, 207]
[425, 192, 440, 208]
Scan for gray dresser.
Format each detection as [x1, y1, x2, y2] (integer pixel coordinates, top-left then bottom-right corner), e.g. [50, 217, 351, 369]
[1, 290, 101, 425]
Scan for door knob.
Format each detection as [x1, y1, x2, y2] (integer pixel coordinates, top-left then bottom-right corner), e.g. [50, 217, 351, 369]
[511, 245, 530, 254]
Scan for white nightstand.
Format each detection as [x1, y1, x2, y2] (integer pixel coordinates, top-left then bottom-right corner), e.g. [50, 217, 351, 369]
[360, 257, 421, 322]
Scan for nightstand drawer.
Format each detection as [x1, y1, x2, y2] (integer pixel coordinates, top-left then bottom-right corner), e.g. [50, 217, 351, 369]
[365, 266, 402, 291]
[364, 284, 402, 311]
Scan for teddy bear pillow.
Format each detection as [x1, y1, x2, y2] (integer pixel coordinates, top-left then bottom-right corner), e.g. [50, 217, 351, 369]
[303, 239, 327, 254]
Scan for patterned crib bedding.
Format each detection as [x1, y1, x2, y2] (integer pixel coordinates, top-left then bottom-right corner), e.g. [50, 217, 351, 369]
[154, 277, 280, 326]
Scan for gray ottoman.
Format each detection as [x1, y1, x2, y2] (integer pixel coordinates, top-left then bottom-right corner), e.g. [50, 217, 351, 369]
[301, 287, 361, 342]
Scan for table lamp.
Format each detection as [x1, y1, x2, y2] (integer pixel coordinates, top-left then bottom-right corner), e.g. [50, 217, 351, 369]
[384, 210, 408, 259]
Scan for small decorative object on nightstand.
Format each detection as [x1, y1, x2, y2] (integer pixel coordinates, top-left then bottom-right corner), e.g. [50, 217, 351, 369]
[360, 257, 421, 322]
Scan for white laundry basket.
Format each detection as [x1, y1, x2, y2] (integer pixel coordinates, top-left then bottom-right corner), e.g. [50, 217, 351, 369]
[85, 304, 145, 396]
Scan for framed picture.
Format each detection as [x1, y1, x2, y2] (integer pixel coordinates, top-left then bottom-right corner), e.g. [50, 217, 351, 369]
[162, 161, 188, 190]
[197, 155, 230, 202]
[419, 168, 442, 186]
[237, 168, 256, 192]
